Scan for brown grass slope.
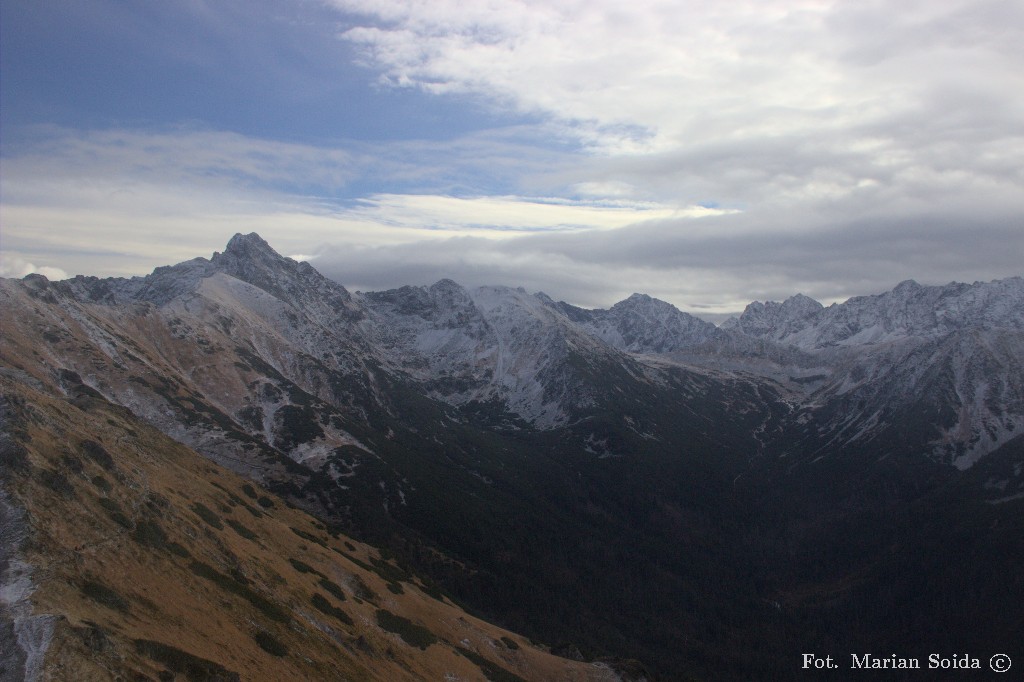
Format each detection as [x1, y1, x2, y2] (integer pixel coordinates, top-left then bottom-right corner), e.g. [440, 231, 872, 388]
[0, 374, 620, 682]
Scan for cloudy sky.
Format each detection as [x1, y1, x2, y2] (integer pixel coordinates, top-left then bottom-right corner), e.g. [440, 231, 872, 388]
[2, 0, 1022, 318]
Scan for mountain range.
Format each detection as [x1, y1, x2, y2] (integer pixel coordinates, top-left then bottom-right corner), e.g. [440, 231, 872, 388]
[2, 233, 1022, 680]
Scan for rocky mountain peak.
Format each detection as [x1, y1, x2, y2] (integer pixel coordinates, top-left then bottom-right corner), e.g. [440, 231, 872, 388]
[619, 292, 653, 305]
[361, 279, 478, 322]
[892, 279, 922, 293]
[726, 278, 1024, 350]
[533, 291, 557, 307]
[429, 278, 463, 292]
[574, 292, 720, 354]
[428, 278, 474, 308]
[721, 292, 823, 341]
[207, 233, 356, 319]
[223, 231, 276, 255]
[61, 233, 314, 308]
[782, 292, 825, 312]
[212, 232, 300, 278]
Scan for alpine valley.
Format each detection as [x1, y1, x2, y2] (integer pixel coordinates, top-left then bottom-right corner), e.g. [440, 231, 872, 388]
[2, 233, 1022, 680]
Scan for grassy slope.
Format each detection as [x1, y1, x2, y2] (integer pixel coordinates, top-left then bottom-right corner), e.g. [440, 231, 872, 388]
[0, 375, 617, 682]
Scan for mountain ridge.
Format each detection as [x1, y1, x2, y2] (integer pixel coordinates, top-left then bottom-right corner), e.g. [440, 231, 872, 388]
[7, 232, 1023, 476]
[723, 276, 1024, 349]
[3, 232, 1022, 679]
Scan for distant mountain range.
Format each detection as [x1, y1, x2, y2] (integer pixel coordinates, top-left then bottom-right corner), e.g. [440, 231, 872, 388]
[3, 233, 1022, 680]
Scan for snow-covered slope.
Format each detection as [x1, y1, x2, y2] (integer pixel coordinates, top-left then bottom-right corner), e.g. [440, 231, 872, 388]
[724, 278, 1024, 349]
[357, 281, 646, 427]
[554, 293, 722, 354]
[718, 278, 1024, 468]
[3, 233, 1022, 475]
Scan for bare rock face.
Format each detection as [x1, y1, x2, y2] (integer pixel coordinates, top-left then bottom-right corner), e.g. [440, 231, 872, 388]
[1, 399, 58, 682]
[0, 489, 31, 682]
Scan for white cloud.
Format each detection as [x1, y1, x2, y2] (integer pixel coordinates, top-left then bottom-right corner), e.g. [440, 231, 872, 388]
[2, 2, 1020, 315]
[335, 193, 725, 234]
[332, 0, 1024, 202]
[311, 194, 1024, 316]
[0, 126, 724, 279]
[8, 125, 357, 192]
[0, 253, 68, 281]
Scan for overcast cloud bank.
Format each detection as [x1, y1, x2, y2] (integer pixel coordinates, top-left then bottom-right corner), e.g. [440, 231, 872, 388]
[1, 0, 1021, 315]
